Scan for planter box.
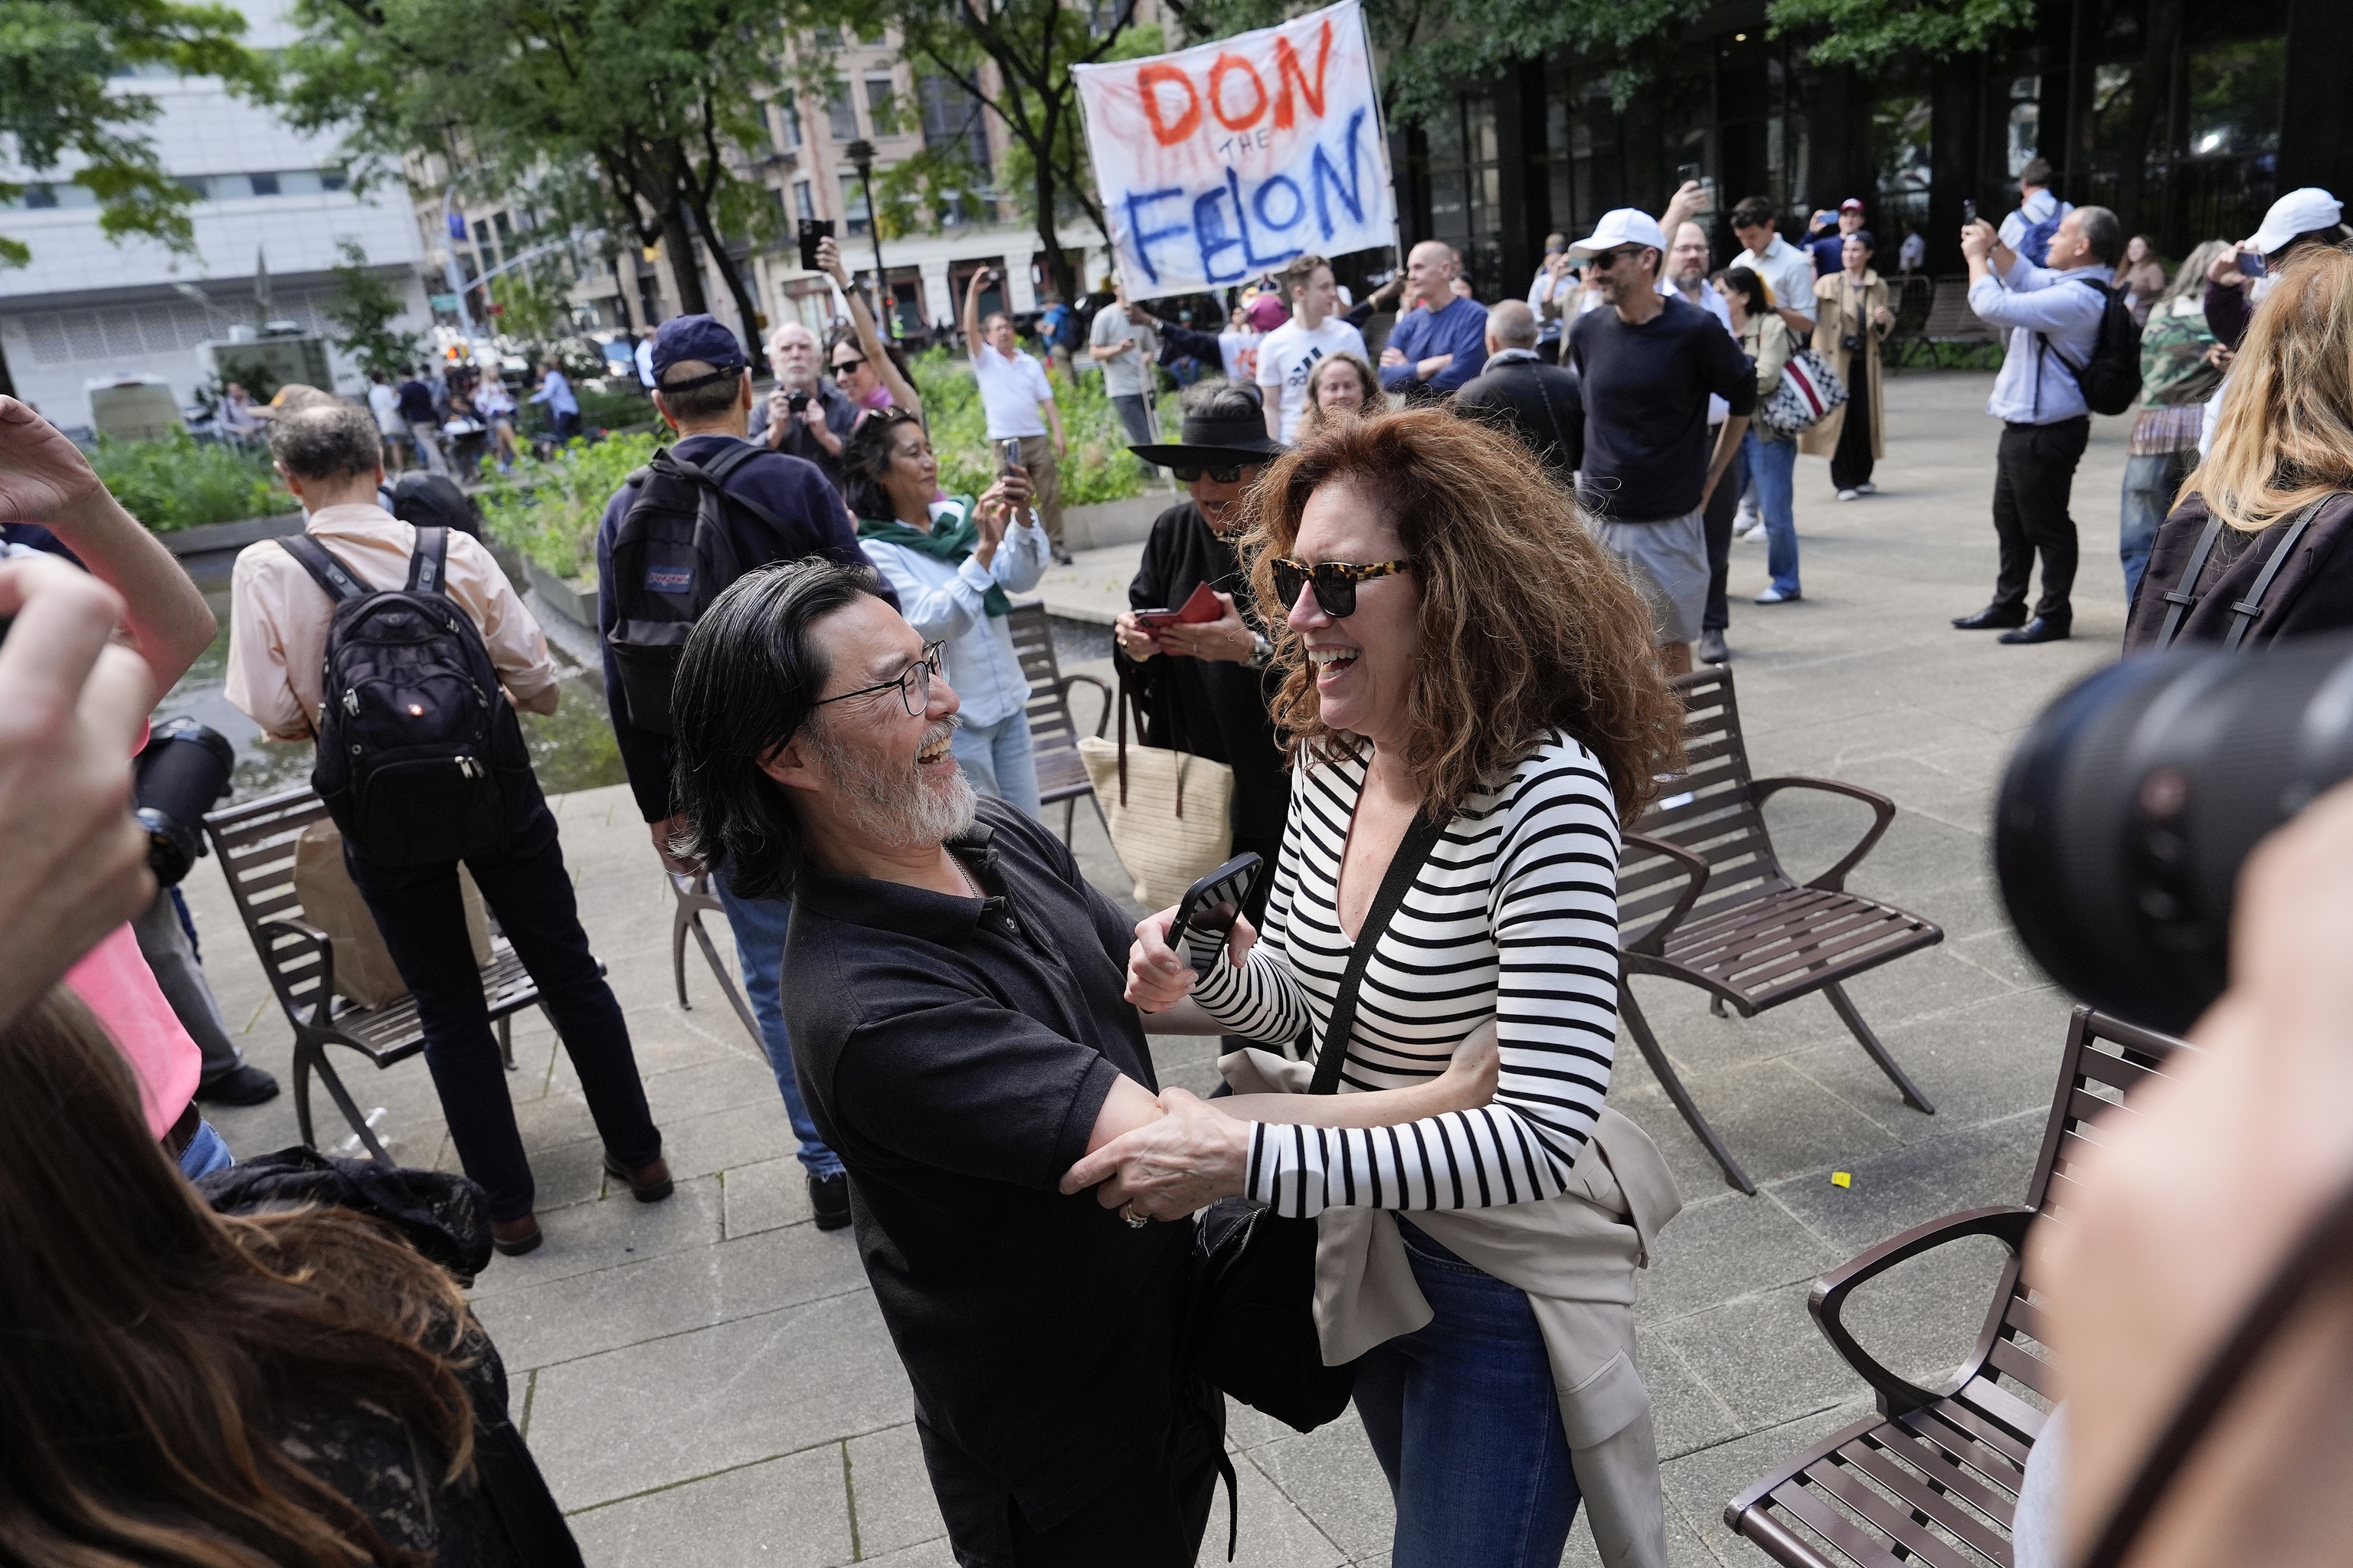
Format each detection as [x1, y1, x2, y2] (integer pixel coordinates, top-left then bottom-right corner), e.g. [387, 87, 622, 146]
[525, 557, 596, 627]
[156, 511, 306, 558]
[1061, 493, 1169, 552]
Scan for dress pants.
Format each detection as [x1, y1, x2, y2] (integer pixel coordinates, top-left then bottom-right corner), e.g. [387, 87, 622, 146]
[1830, 353, 1875, 491]
[1701, 422, 1739, 635]
[345, 800, 660, 1221]
[1991, 416, 2090, 623]
[1016, 434, 1065, 551]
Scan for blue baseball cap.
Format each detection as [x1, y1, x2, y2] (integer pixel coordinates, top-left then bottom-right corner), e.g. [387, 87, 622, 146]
[649, 314, 749, 386]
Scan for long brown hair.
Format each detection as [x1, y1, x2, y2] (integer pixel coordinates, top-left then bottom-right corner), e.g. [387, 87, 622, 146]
[2188, 244, 2353, 533]
[1240, 408, 1685, 822]
[0, 987, 479, 1567]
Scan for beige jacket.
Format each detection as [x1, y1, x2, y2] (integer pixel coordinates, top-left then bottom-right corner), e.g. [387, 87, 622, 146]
[1802, 270, 1894, 459]
[1222, 1047, 1683, 1568]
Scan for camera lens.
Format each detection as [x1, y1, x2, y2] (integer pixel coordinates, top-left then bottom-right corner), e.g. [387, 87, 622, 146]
[133, 719, 235, 887]
[1995, 634, 2353, 1033]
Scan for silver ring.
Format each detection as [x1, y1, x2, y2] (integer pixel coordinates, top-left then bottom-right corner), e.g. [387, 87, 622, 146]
[1121, 1203, 1149, 1229]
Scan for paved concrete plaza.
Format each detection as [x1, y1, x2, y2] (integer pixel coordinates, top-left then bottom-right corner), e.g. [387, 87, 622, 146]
[180, 370, 2133, 1566]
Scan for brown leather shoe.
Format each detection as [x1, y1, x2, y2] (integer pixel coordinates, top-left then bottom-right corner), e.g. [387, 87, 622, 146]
[604, 1151, 675, 1203]
[490, 1215, 543, 1256]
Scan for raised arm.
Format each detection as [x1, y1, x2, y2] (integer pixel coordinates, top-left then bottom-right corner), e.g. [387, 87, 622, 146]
[961, 267, 988, 360]
[820, 236, 921, 418]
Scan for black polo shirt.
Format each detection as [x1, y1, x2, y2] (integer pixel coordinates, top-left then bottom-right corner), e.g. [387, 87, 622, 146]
[782, 798, 1192, 1527]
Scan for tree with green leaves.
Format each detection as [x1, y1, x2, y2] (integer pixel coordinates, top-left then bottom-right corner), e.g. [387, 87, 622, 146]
[277, 0, 800, 345]
[1763, 0, 2034, 68]
[874, 0, 1162, 303]
[0, 0, 272, 265]
[321, 236, 424, 378]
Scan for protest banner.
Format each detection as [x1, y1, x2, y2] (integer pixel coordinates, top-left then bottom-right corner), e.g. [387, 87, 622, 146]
[1072, 0, 1394, 302]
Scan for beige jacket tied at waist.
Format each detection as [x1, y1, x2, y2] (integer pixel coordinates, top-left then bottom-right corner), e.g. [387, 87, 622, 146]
[1220, 1046, 1683, 1568]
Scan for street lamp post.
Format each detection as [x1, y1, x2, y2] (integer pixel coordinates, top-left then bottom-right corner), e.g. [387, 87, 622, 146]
[843, 139, 895, 341]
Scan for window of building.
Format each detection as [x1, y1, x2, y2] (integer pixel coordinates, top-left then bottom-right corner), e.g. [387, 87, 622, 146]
[775, 92, 803, 151]
[826, 83, 860, 139]
[865, 75, 898, 135]
[840, 172, 871, 236]
[795, 179, 816, 221]
[814, 25, 841, 47]
[278, 169, 323, 194]
[247, 171, 280, 196]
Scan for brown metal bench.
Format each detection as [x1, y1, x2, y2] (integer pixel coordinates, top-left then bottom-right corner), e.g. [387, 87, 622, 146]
[201, 784, 551, 1164]
[1007, 602, 1111, 843]
[668, 869, 762, 1044]
[1903, 274, 1998, 368]
[1619, 667, 1943, 1192]
[1723, 1008, 2189, 1568]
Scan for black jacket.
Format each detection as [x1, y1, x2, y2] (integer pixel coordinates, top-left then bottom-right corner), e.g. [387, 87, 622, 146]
[1453, 352, 1585, 483]
[2124, 491, 2353, 653]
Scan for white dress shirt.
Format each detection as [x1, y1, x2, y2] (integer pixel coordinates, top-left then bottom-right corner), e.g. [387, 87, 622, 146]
[1728, 234, 1818, 328]
[856, 498, 1050, 729]
[1968, 254, 2111, 424]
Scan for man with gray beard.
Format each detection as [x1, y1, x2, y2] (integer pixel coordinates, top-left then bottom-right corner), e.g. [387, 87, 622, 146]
[663, 559, 1221, 1566]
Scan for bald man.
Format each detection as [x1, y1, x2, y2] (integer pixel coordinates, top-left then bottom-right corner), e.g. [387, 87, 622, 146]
[1376, 240, 1488, 401]
[1453, 300, 1583, 483]
[751, 320, 858, 493]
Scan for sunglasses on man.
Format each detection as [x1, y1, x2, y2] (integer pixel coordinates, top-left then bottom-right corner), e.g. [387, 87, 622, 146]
[1170, 463, 1252, 484]
[1270, 557, 1412, 618]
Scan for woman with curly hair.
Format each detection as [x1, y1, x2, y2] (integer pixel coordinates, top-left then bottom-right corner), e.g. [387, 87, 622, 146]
[0, 983, 569, 1566]
[1071, 408, 1690, 1568]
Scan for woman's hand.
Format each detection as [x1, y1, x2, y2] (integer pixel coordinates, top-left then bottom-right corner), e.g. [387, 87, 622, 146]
[1059, 1086, 1252, 1219]
[1112, 607, 1162, 663]
[1154, 591, 1252, 663]
[1871, 302, 1894, 329]
[1127, 905, 1255, 1012]
[816, 234, 852, 288]
[1425, 1020, 1500, 1115]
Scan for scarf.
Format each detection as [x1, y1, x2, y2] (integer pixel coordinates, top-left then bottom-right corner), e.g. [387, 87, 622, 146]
[857, 497, 1010, 617]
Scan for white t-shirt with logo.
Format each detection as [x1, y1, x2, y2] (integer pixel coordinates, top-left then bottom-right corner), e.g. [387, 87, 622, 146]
[973, 343, 1054, 439]
[1253, 316, 1367, 441]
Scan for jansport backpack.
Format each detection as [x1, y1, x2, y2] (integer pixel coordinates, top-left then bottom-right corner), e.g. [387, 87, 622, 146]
[2044, 277, 2144, 417]
[280, 527, 529, 868]
[603, 442, 779, 736]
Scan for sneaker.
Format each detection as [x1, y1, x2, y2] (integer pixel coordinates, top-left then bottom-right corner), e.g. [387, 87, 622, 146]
[1836, 488, 1860, 502]
[1733, 518, 1764, 540]
[194, 1063, 280, 1106]
[1051, 547, 1075, 566]
[1697, 629, 1730, 664]
[810, 1172, 853, 1231]
[1755, 586, 1802, 604]
[1856, 482, 1877, 495]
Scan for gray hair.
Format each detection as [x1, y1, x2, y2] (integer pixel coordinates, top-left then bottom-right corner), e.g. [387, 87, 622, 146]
[2074, 205, 2123, 268]
[1488, 300, 1540, 349]
[1180, 377, 1261, 421]
[267, 400, 382, 482]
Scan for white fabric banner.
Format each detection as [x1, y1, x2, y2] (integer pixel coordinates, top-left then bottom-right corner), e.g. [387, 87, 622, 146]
[1072, 0, 1395, 302]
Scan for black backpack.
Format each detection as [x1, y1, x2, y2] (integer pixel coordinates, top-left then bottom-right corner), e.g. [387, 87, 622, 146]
[280, 527, 529, 868]
[386, 470, 483, 539]
[605, 441, 797, 736]
[2044, 277, 2144, 417]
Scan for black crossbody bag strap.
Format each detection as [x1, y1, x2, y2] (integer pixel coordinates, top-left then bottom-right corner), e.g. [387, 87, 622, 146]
[1307, 806, 1448, 1096]
[277, 534, 368, 603]
[2153, 516, 2230, 651]
[2220, 497, 2330, 651]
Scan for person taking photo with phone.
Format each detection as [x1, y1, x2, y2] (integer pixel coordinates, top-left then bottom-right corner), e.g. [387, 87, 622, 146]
[963, 267, 1072, 564]
[812, 234, 923, 423]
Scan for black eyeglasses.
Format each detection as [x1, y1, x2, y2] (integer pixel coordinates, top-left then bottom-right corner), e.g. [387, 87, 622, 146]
[813, 642, 945, 716]
[1270, 558, 1412, 618]
[1171, 463, 1250, 484]
[833, 356, 867, 375]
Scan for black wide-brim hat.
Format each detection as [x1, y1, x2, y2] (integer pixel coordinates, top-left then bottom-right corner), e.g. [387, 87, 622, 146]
[1130, 408, 1288, 468]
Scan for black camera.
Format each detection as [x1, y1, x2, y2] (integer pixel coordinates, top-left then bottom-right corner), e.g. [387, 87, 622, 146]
[1995, 635, 2353, 1033]
[1841, 332, 1863, 352]
[133, 718, 234, 886]
[786, 388, 810, 414]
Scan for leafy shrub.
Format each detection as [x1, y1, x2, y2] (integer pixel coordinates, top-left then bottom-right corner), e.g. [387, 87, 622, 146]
[910, 349, 1149, 507]
[476, 429, 663, 584]
[96, 430, 290, 533]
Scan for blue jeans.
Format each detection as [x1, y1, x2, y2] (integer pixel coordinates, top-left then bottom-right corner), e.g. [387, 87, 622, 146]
[712, 868, 844, 1179]
[2121, 450, 2194, 605]
[1741, 428, 1801, 597]
[177, 1118, 234, 1179]
[951, 709, 1043, 821]
[1354, 1219, 1581, 1567]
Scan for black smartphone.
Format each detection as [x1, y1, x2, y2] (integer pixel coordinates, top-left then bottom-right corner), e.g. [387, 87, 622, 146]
[1171, 853, 1262, 975]
[797, 218, 835, 271]
[997, 437, 1023, 474]
[2239, 246, 2267, 279]
[1962, 198, 1978, 226]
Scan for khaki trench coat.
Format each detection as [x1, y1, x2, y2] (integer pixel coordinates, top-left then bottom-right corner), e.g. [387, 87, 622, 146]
[1221, 1046, 1684, 1568]
[1801, 269, 1893, 459]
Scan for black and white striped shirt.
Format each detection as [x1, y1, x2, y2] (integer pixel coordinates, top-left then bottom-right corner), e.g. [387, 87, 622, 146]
[1191, 732, 1622, 1218]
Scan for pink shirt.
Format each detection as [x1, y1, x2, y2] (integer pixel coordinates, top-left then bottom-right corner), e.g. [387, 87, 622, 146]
[67, 924, 201, 1139]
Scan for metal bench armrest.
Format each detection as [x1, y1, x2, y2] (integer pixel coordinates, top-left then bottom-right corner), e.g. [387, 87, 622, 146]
[257, 915, 339, 1030]
[1621, 831, 1710, 956]
[1749, 775, 1899, 892]
[1057, 673, 1114, 738]
[1808, 1204, 2037, 1414]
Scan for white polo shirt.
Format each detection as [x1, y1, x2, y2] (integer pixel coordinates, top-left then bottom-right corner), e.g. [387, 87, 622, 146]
[973, 344, 1054, 439]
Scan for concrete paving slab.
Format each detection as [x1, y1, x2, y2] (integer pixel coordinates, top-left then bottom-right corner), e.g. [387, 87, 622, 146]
[565, 1444, 853, 1567]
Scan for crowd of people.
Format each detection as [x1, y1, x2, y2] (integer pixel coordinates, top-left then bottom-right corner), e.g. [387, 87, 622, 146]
[9, 160, 2353, 1568]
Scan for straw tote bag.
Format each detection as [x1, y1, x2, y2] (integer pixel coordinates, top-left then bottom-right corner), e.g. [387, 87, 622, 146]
[1077, 671, 1234, 909]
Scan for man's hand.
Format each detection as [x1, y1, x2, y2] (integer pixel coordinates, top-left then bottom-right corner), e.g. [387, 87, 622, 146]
[1415, 353, 1455, 380]
[1127, 905, 1255, 1012]
[1379, 345, 1408, 368]
[803, 398, 843, 457]
[1059, 1085, 1252, 1219]
[0, 397, 105, 525]
[1660, 178, 1707, 237]
[1959, 219, 1997, 267]
[649, 814, 702, 876]
[0, 556, 159, 1031]
[764, 389, 793, 448]
[1153, 591, 1252, 663]
[2206, 343, 2237, 372]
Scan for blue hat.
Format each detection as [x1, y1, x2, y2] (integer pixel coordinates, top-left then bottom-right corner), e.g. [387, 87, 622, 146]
[650, 314, 748, 387]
